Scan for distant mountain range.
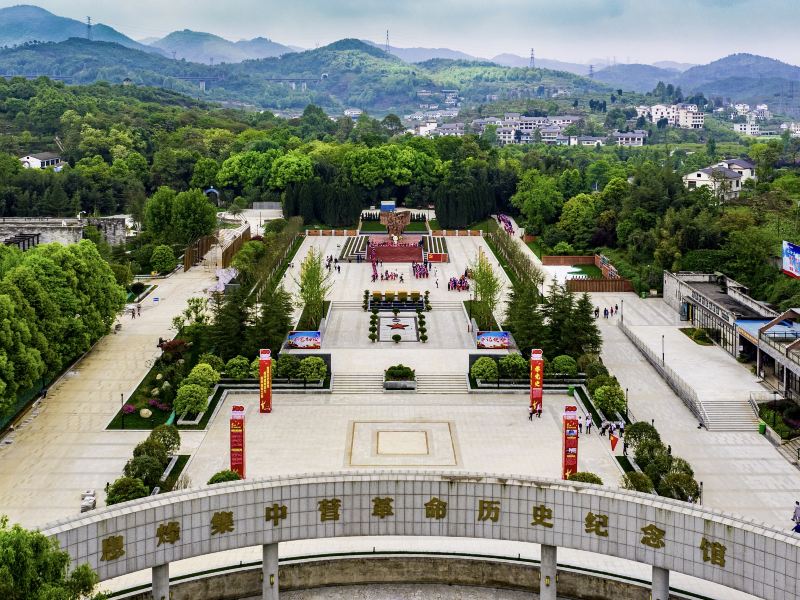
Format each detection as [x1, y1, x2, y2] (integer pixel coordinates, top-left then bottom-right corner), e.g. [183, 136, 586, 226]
[594, 54, 800, 109]
[150, 30, 294, 64]
[0, 5, 160, 54]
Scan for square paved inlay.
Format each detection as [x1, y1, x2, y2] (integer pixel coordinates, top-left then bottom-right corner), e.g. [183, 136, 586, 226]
[377, 430, 429, 455]
[348, 421, 458, 467]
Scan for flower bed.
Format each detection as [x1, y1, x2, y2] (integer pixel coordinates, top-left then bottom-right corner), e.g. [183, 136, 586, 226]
[759, 400, 800, 440]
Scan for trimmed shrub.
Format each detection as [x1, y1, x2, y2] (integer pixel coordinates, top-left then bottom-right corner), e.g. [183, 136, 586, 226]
[577, 353, 599, 372]
[471, 357, 499, 381]
[130, 281, 147, 296]
[149, 424, 181, 455]
[657, 472, 700, 502]
[567, 472, 603, 485]
[123, 455, 164, 489]
[174, 384, 209, 416]
[551, 355, 578, 376]
[274, 355, 300, 379]
[198, 353, 225, 372]
[392, 334, 401, 343]
[225, 356, 251, 379]
[593, 384, 626, 416]
[181, 363, 220, 390]
[588, 374, 617, 394]
[623, 422, 660, 450]
[420, 334, 428, 343]
[106, 476, 149, 506]
[621, 472, 655, 493]
[208, 470, 242, 485]
[150, 245, 177, 274]
[299, 356, 327, 381]
[250, 357, 260, 378]
[499, 353, 527, 379]
[132, 439, 168, 469]
[369, 333, 377, 342]
[385, 364, 415, 381]
[634, 439, 669, 472]
[585, 361, 609, 379]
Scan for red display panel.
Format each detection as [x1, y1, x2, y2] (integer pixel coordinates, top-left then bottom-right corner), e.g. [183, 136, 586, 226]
[230, 405, 246, 479]
[562, 405, 579, 480]
[259, 348, 272, 413]
[530, 349, 544, 411]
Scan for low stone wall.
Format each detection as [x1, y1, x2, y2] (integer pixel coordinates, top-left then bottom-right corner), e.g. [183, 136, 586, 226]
[0, 217, 127, 247]
[541, 255, 596, 266]
[113, 556, 683, 600]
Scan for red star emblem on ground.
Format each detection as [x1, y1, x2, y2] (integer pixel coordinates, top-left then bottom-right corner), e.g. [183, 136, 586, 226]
[388, 323, 409, 330]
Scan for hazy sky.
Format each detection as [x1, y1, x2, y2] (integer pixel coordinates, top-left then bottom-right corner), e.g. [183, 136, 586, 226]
[8, 0, 800, 65]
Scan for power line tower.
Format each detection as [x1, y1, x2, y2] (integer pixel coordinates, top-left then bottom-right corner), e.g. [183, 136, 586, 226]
[588, 64, 594, 79]
[385, 30, 390, 53]
[86, 17, 92, 41]
[529, 48, 535, 69]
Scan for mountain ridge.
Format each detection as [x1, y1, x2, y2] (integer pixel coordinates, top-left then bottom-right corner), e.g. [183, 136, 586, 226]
[150, 29, 294, 64]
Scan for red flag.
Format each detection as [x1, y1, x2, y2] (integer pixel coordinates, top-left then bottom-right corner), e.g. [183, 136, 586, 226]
[609, 433, 619, 452]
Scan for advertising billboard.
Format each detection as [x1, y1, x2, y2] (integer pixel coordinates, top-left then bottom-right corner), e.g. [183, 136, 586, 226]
[782, 241, 800, 279]
[476, 331, 510, 349]
[286, 331, 322, 349]
[562, 405, 579, 480]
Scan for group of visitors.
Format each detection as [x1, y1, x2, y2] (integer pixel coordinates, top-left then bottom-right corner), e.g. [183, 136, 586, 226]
[412, 262, 430, 279]
[599, 419, 626, 438]
[497, 214, 514, 235]
[378, 270, 403, 283]
[325, 255, 341, 274]
[595, 304, 619, 319]
[448, 275, 470, 292]
[129, 303, 141, 319]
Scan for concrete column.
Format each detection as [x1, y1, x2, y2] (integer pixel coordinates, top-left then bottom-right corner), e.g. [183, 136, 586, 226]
[756, 346, 761, 378]
[651, 565, 669, 600]
[262, 543, 279, 600]
[151, 563, 169, 600]
[784, 364, 789, 392]
[539, 544, 557, 600]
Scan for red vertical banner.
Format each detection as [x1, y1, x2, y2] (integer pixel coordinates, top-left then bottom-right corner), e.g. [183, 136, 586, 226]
[259, 348, 272, 413]
[562, 405, 579, 480]
[230, 405, 246, 479]
[530, 349, 544, 411]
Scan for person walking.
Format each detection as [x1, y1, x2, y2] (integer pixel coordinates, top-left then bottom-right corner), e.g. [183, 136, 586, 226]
[586, 419, 592, 434]
[536, 404, 542, 418]
[529, 406, 534, 421]
[578, 415, 583, 434]
[136, 303, 141, 317]
[793, 501, 800, 525]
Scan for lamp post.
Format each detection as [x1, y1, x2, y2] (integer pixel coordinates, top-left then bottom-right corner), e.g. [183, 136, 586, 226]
[625, 387, 629, 419]
[661, 334, 665, 366]
[699, 481, 704, 505]
[120, 392, 125, 430]
[620, 298, 624, 324]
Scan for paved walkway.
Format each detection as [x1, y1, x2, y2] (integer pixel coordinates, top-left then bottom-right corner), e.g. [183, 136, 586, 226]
[591, 292, 800, 530]
[0, 267, 217, 527]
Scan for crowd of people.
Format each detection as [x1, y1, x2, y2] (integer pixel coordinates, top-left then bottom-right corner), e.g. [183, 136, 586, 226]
[497, 214, 514, 235]
[595, 304, 619, 319]
[412, 261, 430, 279]
[367, 239, 422, 261]
[325, 254, 342, 274]
[448, 272, 470, 291]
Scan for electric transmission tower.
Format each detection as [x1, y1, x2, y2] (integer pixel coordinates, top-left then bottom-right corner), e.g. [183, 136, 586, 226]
[86, 17, 92, 41]
[529, 48, 535, 69]
[588, 64, 594, 79]
[385, 30, 390, 53]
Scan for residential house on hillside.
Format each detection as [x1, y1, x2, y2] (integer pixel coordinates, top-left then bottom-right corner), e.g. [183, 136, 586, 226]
[433, 123, 465, 137]
[19, 152, 64, 170]
[569, 135, 605, 147]
[733, 122, 760, 137]
[646, 103, 703, 129]
[683, 167, 742, 200]
[716, 158, 756, 183]
[613, 130, 648, 147]
[344, 108, 363, 119]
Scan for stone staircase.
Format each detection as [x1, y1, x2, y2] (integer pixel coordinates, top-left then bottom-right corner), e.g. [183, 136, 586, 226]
[701, 399, 761, 432]
[416, 373, 469, 395]
[430, 301, 464, 311]
[331, 373, 384, 395]
[331, 300, 364, 311]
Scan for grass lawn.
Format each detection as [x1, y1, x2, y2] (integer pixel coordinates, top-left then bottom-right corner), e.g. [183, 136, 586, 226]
[160, 455, 190, 492]
[679, 327, 714, 346]
[297, 300, 331, 330]
[485, 234, 519, 288]
[429, 219, 441, 230]
[571, 264, 603, 278]
[304, 221, 357, 230]
[463, 300, 500, 331]
[405, 221, 429, 232]
[616, 455, 635, 473]
[526, 240, 548, 258]
[429, 218, 491, 232]
[360, 221, 387, 232]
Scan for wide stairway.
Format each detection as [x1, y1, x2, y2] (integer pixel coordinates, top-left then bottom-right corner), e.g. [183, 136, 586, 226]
[330, 300, 363, 311]
[331, 373, 384, 394]
[416, 373, 468, 394]
[430, 301, 464, 311]
[701, 398, 760, 432]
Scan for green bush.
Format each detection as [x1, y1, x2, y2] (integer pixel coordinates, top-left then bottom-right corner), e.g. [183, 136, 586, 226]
[657, 472, 700, 502]
[250, 357, 260, 378]
[553, 241, 575, 255]
[174, 384, 209, 416]
[369, 333, 377, 342]
[567, 472, 603, 485]
[392, 334, 401, 343]
[150, 245, 177, 274]
[225, 356, 251, 379]
[198, 353, 225, 372]
[385, 364, 415, 381]
[208, 470, 242, 485]
[149, 424, 181, 455]
[471, 357, 499, 381]
[123, 455, 164, 489]
[587, 374, 617, 394]
[274, 355, 300, 379]
[551, 355, 578, 376]
[621, 472, 655, 493]
[634, 439, 668, 472]
[593, 384, 626, 416]
[299, 356, 327, 380]
[132, 439, 168, 469]
[623, 422, 660, 450]
[181, 363, 220, 390]
[577, 353, 599, 372]
[668, 457, 694, 478]
[584, 361, 609, 379]
[130, 281, 147, 295]
[106, 476, 149, 505]
[499, 353, 527, 379]
[420, 334, 428, 342]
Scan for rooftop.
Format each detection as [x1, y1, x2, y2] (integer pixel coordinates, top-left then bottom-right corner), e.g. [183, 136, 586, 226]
[690, 281, 765, 319]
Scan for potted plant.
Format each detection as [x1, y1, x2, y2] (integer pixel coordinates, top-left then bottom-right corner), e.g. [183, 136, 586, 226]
[392, 334, 401, 343]
[384, 363, 417, 390]
[369, 333, 377, 343]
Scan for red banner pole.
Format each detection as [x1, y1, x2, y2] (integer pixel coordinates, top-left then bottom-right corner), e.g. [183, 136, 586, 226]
[230, 405, 246, 479]
[562, 405, 579, 480]
[259, 349, 272, 413]
[530, 349, 544, 412]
